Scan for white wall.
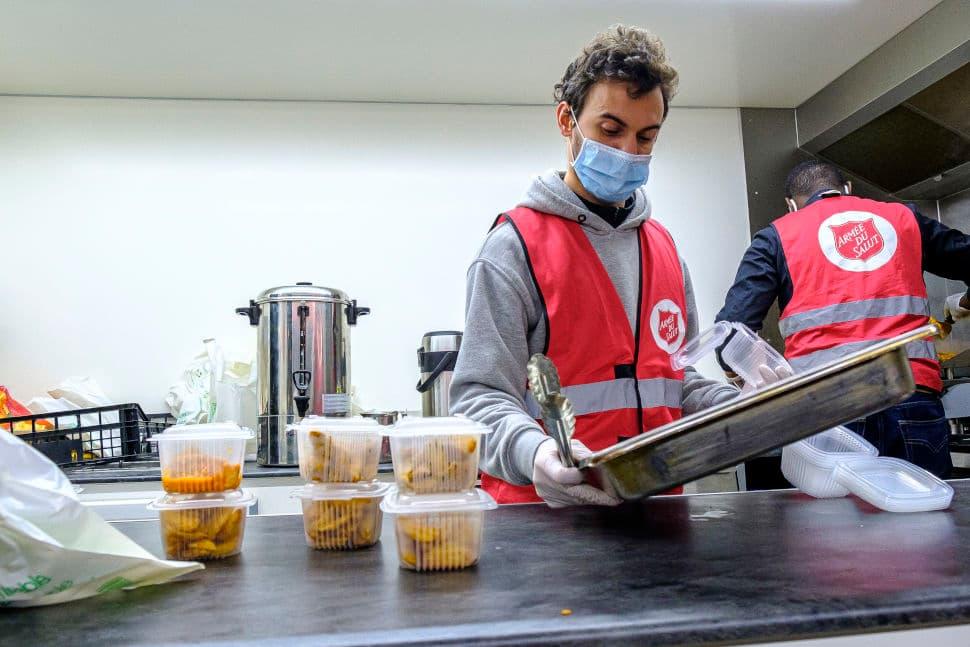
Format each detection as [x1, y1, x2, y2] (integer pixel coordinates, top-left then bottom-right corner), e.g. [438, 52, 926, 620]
[0, 96, 749, 413]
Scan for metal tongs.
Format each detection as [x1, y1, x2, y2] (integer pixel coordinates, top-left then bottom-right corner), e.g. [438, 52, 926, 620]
[527, 353, 577, 467]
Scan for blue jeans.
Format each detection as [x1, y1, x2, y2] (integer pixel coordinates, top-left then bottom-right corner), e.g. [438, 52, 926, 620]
[845, 392, 952, 479]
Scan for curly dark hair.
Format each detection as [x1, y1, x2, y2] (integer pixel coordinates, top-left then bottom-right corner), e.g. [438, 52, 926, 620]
[554, 24, 679, 118]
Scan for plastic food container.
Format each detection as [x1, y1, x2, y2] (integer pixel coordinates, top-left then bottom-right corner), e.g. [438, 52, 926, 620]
[291, 481, 391, 550]
[293, 416, 382, 483]
[151, 423, 252, 494]
[834, 457, 954, 513]
[148, 490, 256, 560]
[387, 417, 491, 494]
[781, 426, 878, 498]
[672, 321, 791, 394]
[381, 488, 497, 572]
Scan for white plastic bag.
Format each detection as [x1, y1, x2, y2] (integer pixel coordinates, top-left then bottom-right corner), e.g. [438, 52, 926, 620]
[0, 430, 202, 607]
[165, 346, 214, 425]
[206, 339, 257, 428]
[25, 377, 119, 456]
[48, 376, 114, 410]
[165, 339, 256, 430]
[26, 376, 117, 427]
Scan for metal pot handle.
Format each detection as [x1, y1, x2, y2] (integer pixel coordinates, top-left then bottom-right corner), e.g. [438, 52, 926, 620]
[235, 300, 260, 326]
[416, 350, 458, 393]
[346, 300, 371, 325]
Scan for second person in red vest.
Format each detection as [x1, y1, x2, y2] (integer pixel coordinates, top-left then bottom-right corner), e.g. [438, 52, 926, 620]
[450, 25, 745, 506]
[717, 160, 970, 482]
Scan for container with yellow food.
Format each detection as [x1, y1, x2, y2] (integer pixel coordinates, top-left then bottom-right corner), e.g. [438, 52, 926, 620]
[148, 490, 256, 560]
[387, 417, 491, 494]
[150, 423, 251, 494]
[293, 416, 382, 483]
[291, 481, 391, 550]
[380, 488, 497, 572]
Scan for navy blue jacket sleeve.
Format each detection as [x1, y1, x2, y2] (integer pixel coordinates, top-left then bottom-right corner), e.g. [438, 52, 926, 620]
[910, 204, 970, 298]
[715, 226, 792, 331]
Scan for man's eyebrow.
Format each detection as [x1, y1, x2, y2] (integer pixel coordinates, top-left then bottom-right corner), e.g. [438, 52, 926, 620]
[599, 112, 661, 132]
[599, 112, 627, 128]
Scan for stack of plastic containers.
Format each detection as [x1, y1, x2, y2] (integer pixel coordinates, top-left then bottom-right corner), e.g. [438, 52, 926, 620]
[780, 427, 877, 498]
[382, 416, 496, 571]
[148, 422, 256, 560]
[782, 427, 953, 512]
[289, 416, 390, 550]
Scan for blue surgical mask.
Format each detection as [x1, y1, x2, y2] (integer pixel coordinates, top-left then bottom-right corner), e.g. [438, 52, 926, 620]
[569, 109, 652, 204]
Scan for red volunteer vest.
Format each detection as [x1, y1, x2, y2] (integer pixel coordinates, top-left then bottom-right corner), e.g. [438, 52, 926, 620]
[774, 195, 941, 391]
[480, 207, 687, 503]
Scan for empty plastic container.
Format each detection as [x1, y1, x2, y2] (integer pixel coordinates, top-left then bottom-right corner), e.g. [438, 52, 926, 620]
[293, 416, 382, 483]
[834, 458, 954, 513]
[291, 481, 391, 550]
[148, 489, 256, 560]
[781, 427, 878, 498]
[151, 423, 252, 494]
[381, 487, 497, 572]
[718, 324, 792, 391]
[387, 417, 491, 494]
[671, 321, 792, 394]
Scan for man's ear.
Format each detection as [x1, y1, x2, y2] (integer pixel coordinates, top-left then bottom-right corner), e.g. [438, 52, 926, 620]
[843, 180, 852, 195]
[555, 101, 574, 138]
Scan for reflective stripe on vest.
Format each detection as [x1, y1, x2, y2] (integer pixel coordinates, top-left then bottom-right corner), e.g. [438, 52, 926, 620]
[778, 296, 930, 338]
[524, 377, 683, 418]
[787, 338, 936, 373]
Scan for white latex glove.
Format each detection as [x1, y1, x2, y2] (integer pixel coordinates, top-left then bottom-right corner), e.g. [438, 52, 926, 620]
[754, 363, 795, 386]
[944, 293, 970, 322]
[731, 364, 794, 393]
[532, 438, 621, 508]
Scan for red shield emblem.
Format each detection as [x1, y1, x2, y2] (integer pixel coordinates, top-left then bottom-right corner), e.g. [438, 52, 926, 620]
[829, 218, 883, 261]
[658, 309, 680, 345]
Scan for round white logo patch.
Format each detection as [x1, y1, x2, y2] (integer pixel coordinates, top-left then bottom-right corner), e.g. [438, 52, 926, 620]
[817, 210, 898, 272]
[650, 299, 685, 354]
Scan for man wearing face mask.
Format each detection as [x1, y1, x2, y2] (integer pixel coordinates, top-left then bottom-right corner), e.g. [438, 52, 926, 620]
[450, 25, 741, 506]
[717, 160, 970, 481]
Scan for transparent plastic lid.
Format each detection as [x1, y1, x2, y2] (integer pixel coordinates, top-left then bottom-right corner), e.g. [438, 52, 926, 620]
[290, 481, 392, 501]
[788, 427, 878, 468]
[671, 321, 732, 370]
[834, 457, 954, 513]
[388, 416, 492, 437]
[380, 488, 497, 514]
[148, 489, 256, 510]
[149, 422, 253, 441]
[289, 416, 381, 435]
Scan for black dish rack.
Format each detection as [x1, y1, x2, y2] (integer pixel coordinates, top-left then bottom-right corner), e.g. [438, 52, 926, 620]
[2, 403, 174, 467]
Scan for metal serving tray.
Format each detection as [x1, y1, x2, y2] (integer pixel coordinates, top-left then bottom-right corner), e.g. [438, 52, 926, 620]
[580, 324, 939, 500]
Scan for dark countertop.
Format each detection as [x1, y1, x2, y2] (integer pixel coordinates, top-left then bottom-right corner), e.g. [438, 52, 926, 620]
[5, 482, 970, 646]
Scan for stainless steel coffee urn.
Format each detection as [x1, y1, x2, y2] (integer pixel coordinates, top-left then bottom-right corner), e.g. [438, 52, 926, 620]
[236, 283, 370, 465]
[416, 331, 462, 417]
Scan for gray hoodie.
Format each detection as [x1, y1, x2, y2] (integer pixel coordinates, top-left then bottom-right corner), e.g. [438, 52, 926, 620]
[450, 170, 738, 485]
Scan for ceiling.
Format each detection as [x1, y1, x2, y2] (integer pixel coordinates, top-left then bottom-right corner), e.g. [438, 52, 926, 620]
[0, 0, 942, 108]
